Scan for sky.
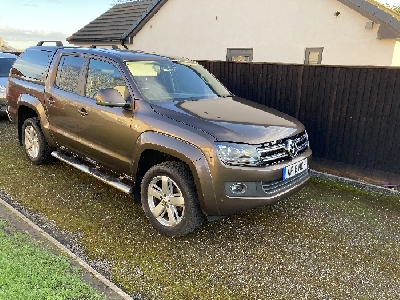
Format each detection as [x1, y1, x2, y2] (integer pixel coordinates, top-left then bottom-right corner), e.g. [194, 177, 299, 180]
[0, 0, 399, 50]
[0, 0, 112, 50]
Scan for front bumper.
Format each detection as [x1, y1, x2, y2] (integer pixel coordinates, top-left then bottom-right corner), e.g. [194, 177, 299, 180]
[209, 148, 312, 215]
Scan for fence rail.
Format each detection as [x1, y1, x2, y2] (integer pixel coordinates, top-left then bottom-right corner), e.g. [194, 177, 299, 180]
[198, 61, 400, 175]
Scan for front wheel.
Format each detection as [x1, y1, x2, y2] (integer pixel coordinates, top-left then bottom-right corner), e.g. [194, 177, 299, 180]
[22, 117, 54, 164]
[141, 161, 204, 236]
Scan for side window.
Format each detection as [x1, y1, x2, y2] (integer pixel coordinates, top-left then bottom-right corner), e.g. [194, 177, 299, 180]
[11, 49, 53, 82]
[0, 58, 16, 77]
[54, 55, 84, 93]
[85, 59, 126, 99]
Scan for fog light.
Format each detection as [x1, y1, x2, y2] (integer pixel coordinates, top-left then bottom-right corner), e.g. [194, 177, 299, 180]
[230, 183, 247, 194]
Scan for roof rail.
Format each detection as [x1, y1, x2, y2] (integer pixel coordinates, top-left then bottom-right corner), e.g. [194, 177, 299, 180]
[36, 41, 63, 46]
[90, 45, 119, 50]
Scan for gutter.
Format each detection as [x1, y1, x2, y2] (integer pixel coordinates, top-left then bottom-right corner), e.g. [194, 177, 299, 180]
[337, 0, 400, 39]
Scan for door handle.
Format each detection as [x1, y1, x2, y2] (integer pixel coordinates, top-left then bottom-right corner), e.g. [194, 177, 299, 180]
[78, 108, 88, 116]
[47, 97, 55, 104]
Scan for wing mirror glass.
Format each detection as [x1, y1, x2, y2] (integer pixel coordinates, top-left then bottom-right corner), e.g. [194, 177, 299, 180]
[95, 87, 130, 108]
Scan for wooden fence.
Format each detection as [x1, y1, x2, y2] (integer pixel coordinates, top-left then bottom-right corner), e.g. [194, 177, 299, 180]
[198, 61, 400, 175]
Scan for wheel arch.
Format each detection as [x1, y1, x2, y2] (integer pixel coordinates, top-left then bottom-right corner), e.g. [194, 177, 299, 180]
[16, 94, 55, 146]
[132, 132, 218, 216]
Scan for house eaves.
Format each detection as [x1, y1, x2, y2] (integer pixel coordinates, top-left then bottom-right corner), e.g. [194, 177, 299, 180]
[338, 0, 400, 39]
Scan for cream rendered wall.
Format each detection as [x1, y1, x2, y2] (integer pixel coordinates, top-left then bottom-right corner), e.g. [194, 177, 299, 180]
[127, 0, 396, 66]
[391, 41, 400, 66]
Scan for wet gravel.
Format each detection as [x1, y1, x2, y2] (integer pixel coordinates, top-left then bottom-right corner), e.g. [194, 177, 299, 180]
[1, 117, 400, 299]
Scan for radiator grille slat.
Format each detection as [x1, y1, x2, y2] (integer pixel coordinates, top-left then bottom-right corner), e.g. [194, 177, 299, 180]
[256, 131, 309, 166]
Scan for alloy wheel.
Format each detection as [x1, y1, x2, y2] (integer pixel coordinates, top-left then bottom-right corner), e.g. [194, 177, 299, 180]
[24, 125, 39, 159]
[147, 175, 185, 227]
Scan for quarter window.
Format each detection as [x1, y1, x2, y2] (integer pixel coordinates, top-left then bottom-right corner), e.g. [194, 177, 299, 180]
[55, 55, 84, 93]
[11, 49, 53, 82]
[85, 59, 126, 99]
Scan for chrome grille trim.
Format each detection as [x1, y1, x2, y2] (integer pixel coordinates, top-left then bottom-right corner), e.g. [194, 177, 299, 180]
[261, 152, 288, 162]
[261, 170, 309, 196]
[257, 143, 285, 153]
[256, 131, 309, 166]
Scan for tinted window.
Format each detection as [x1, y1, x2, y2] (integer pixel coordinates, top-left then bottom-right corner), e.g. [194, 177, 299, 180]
[11, 49, 53, 82]
[85, 59, 126, 99]
[55, 55, 84, 93]
[0, 58, 16, 77]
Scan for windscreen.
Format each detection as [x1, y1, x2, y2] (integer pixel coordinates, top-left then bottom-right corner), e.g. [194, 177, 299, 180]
[0, 58, 16, 77]
[125, 60, 231, 102]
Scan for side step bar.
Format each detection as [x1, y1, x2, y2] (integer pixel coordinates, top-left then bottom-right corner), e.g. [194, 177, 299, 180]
[51, 151, 134, 194]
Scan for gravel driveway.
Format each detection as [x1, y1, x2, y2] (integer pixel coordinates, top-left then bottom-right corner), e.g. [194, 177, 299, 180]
[1, 117, 399, 299]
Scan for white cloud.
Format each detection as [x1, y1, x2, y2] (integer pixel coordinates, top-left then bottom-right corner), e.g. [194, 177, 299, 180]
[0, 26, 70, 50]
[23, 3, 38, 7]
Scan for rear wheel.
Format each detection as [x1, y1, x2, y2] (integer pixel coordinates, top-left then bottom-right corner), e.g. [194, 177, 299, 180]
[141, 161, 204, 236]
[22, 117, 54, 164]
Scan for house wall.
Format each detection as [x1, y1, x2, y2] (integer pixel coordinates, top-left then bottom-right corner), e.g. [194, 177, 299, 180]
[127, 0, 397, 66]
[392, 41, 400, 66]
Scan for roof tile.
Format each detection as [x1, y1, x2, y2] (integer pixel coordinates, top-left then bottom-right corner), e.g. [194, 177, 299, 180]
[68, 0, 154, 42]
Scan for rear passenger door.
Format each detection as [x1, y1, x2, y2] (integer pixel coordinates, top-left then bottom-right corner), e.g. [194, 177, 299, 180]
[45, 53, 85, 152]
[74, 57, 136, 175]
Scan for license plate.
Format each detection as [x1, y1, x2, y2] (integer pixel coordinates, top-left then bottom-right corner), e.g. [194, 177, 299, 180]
[282, 158, 308, 180]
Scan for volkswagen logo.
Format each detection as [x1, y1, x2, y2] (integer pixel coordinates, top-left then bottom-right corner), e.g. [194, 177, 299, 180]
[285, 139, 299, 158]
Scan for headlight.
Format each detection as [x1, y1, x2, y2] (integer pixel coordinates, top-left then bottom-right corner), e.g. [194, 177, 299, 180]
[215, 142, 261, 166]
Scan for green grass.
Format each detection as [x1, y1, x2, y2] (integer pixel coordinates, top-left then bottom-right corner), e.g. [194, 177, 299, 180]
[0, 219, 105, 300]
[1, 119, 400, 299]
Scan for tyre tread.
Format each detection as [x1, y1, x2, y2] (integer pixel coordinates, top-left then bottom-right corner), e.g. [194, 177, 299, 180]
[22, 117, 55, 165]
[141, 161, 204, 236]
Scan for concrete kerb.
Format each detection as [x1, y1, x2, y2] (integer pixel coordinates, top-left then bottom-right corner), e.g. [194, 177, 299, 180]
[310, 169, 400, 197]
[0, 196, 133, 300]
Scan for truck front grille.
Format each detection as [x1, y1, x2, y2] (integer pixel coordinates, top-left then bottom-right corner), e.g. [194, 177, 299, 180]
[256, 131, 309, 166]
[261, 169, 309, 196]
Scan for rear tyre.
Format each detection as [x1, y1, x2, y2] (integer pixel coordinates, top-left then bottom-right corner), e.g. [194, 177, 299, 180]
[141, 161, 204, 236]
[22, 117, 54, 164]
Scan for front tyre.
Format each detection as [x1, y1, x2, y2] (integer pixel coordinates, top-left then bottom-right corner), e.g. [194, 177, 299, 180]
[141, 161, 204, 236]
[22, 117, 54, 164]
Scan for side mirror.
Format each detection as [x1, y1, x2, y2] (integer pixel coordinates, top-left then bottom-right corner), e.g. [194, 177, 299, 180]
[95, 88, 130, 108]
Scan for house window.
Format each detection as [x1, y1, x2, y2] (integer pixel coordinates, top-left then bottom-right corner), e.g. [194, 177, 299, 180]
[227, 48, 253, 62]
[305, 47, 324, 65]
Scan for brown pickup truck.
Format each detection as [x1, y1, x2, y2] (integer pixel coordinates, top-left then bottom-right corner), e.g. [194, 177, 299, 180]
[6, 42, 311, 236]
